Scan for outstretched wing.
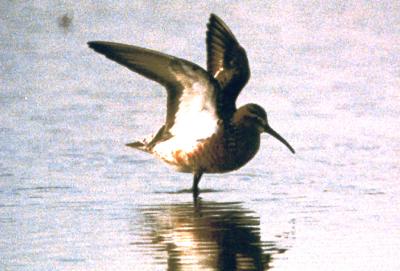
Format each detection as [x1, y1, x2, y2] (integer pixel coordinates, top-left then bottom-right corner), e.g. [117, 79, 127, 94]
[207, 14, 250, 118]
[88, 41, 219, 141]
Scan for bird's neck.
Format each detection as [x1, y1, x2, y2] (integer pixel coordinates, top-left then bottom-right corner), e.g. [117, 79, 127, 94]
[224, 121, 261, 167]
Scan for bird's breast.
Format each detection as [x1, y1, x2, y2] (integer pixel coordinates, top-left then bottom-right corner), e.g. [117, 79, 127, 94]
[153, 126, 261, 174]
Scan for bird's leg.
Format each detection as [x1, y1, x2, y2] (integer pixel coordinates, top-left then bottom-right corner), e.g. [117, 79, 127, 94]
[192, 171, 203, 200]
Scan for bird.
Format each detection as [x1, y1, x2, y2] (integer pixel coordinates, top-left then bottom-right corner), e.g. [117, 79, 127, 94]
[88, 14, 295, 198]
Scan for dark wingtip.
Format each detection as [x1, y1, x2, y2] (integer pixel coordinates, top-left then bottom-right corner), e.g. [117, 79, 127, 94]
[207, 13, 237, 44]
[87, 41, 115, 57]
[209, 13, 218, 20]
[87, 41, 96, 48]
[208, 13, 223, 27]
[208, 13, 223, 28]
[87, 41, 103, 51]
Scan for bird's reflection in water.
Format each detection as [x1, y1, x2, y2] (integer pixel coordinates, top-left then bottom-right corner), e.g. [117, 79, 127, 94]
[135, 199, 290, 270]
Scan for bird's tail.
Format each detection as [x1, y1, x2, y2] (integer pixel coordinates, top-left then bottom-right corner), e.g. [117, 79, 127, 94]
[126, 140, 150, 153]
[126, 125, 167, 153]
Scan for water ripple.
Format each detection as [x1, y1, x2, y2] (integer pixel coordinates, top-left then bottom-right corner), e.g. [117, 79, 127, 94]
[131, 200, 291, 270]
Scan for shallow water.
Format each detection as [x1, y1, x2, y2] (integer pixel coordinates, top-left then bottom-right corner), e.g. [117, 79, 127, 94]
[1, 1, 400, 270]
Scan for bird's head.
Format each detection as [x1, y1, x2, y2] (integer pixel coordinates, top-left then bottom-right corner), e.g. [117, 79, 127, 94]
[236, 104, 295, 154]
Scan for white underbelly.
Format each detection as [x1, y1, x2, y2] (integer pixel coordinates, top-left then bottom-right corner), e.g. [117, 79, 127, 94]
[152, 137, 201, 172]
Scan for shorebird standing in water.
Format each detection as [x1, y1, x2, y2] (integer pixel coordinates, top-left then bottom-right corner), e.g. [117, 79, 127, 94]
[88, 14, 295, 198]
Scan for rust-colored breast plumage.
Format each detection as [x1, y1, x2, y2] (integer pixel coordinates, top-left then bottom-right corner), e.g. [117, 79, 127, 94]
[168, 124, 261, 174]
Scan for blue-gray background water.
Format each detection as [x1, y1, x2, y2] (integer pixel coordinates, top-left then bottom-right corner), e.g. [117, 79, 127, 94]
[1, 1, 399, 270]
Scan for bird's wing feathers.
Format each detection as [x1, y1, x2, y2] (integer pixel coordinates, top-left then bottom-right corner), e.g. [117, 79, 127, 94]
[88, 41, 219, 141]
[207, 14, 250, 117]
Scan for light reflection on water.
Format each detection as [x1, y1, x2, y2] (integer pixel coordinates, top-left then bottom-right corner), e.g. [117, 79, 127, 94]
[133, 200, 290, 270]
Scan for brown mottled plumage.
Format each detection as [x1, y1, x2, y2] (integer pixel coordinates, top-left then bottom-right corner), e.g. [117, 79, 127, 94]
[88, 14, 295, 198]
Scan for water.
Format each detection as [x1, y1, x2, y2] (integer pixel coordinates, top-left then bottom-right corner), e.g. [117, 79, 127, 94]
[1, 1, 399, 270]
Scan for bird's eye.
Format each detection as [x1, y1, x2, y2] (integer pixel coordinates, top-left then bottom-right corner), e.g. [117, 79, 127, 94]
[255, 116, 265, 125]
[246, 114, 265, 126]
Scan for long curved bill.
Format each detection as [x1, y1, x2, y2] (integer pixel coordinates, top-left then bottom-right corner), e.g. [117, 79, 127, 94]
[265, 125, 295, 154]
